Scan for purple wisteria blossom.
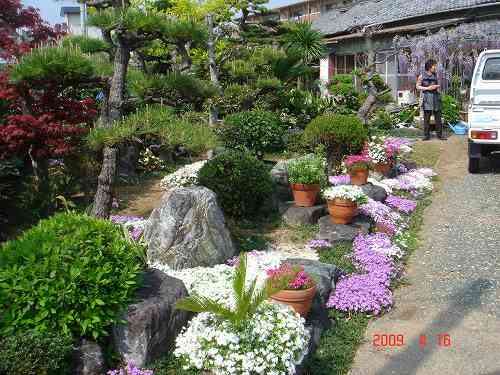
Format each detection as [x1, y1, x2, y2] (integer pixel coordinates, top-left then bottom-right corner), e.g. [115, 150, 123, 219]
[108, 362, 154, 375]
[326, 273, 393, 314]
[386, 195, 417, 214]
[329, 174, 351, 186]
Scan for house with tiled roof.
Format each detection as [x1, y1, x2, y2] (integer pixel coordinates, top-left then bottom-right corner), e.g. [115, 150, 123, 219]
[313, 0, 500, 102]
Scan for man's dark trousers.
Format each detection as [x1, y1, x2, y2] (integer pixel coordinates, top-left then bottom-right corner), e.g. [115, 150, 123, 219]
[423, 110, 443, 139]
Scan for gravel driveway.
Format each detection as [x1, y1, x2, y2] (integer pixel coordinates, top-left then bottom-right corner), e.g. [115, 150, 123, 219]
[349, 136, 500, 375]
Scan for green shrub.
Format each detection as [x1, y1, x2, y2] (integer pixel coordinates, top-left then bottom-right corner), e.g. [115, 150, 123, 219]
[287, 154, 325, 185]
[0, 213, 143, 340]
[221, 110, 287, 156]
[370, 109, 397, 131]
[218, 84, 257, 116]
[0, 332, 73, 375]
[441, 94, 460, 124]
[198, 151, 274, 218]
[285, 131, 311, 155]
[303, 114, 367, 172]
[328, 74, 360, 111]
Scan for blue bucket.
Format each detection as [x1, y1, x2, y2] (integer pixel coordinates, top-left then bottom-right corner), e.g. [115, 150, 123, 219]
[449, 121, 468, 135]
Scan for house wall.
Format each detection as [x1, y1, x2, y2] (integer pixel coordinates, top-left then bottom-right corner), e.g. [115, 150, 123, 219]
[276, 0, 354, 22]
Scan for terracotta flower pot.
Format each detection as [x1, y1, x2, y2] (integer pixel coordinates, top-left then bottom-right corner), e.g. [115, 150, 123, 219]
[291, 183, 320, 207]
[270, 285, 317, 317]
[327, 198, 357, 224]
[374, 162, 392, 175]
[349, 168, 369, 186]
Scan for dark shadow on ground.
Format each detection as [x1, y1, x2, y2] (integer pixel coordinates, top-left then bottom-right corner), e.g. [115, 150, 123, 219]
[478, 153, 500, 174]
[375, 278, 495, 375]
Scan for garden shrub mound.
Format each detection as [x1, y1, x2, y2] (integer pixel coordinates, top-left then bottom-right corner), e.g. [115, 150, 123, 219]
[198, 150, 275, 219]
[303, 114, 367, 172]
[0, 332, 73, 375]
[221, 110, 287, 155]
[0, 213, 143, 340]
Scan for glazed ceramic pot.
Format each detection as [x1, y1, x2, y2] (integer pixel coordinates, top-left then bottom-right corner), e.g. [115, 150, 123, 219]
[327, 198, 357, 224]
[291, 183, 320, 207]
[269, 285, 317, 317]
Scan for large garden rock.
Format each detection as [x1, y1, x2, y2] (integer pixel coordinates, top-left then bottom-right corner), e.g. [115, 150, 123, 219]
[73, 339, 105, 375]
[144, 186, 236, 269]
[352, 214, 372, 234]
[317, 215, 360, 244]
[283, 204, 327, 226]
[361, 183, 388, 202]
[113, 269, 191, 367]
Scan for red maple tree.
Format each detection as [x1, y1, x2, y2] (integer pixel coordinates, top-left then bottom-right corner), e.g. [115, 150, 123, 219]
[0, 0, 98, 163]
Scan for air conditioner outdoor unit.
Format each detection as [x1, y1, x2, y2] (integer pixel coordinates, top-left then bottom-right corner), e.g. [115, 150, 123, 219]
[397, 90, 416, 106]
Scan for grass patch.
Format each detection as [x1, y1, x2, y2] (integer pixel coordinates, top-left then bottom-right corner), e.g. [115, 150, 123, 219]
[304, 310, 370, 375]
[410, 141, 441, 167]
[285, 223, 319, 244]
[318, 242, 355, 274]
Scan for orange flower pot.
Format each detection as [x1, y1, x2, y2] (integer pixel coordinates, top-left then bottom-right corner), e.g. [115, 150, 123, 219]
[291, 183, 320, 207]
[270, 285, 317, 317]
[349, 168, 369, 186]
[374, 162, 392, 175]
[327, 198, 357, 224]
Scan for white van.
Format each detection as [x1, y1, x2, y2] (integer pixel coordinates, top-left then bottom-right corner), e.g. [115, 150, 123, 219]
[468, 50, 500, 173]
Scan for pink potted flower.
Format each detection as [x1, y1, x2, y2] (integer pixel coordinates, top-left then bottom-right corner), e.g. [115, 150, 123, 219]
[267, 264, 316, 317]
[344, 154, 373, 185]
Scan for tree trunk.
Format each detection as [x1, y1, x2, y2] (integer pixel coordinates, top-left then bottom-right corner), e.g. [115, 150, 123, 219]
[206, 13, 222, 126]
[91, 43, 131, 218]
[28, 147, 50, 213]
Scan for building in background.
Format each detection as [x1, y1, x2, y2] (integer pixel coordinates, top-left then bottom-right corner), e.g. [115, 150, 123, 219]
[60, 1, 101, 38]
[313, 0, 500, 103]
[250, 0, 357, 23]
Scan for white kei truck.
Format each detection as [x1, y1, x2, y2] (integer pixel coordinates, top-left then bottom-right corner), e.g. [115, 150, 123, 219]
[468, 50, 500, 173]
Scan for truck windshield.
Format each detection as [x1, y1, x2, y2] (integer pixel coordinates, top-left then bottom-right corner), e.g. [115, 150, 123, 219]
[482, 57, 500, 80]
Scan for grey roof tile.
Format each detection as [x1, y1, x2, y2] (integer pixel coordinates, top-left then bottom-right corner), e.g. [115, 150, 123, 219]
[313, 0, 500, 36]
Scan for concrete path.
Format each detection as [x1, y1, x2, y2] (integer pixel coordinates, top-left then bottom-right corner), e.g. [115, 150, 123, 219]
[349, 136, 500, 375]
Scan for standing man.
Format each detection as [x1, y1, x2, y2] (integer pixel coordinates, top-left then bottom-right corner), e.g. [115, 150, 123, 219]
[416, 59, 446, 141]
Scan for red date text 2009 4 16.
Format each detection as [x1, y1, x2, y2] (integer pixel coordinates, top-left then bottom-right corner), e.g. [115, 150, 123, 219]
[372, 333, 452, 348]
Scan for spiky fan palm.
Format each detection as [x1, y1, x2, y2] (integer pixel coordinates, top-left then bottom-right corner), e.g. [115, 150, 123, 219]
[175, 254, 275, 328]
[282, 22, 327, 64]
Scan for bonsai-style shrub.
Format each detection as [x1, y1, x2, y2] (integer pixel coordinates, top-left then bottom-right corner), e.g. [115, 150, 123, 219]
[303, 114, 368, 174]
[0, 332, 73, 375]
[287, 154, 326, 185]
[221, 110, 287, 157]
[198, 151, 274, 218]
[0, 213, 143, 339]
[441, 94, 460, 125]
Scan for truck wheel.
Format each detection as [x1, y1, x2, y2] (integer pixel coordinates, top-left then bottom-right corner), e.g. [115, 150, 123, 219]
[468, 157, 480, 174]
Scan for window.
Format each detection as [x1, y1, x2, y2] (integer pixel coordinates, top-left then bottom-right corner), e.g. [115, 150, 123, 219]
[334, 54, 356, 74]
[482, 57, 500, 80]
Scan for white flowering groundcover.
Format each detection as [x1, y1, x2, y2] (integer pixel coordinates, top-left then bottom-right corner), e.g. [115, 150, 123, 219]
[159, 160, 207, 190]
[152, 251, 310, 375]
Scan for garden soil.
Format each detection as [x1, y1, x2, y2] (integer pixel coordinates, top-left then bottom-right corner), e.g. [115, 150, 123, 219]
[349, 136, 500, 375]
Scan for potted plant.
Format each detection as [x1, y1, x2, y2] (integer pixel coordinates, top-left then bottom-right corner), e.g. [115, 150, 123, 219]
[323, 185, 368, 224]
[287, 154, 325, 207]
[365, 136, 393, 175]
[267, 263, 317, 317]
[344, 154, 372, 185]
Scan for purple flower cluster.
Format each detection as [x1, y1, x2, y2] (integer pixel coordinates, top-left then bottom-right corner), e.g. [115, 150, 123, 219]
[384, 138, 412, 156]
[110, 215, 144, 224]
[327, 233, 400, 314]
[386, 195, 417, 214]
[359, 199, 402, 237]
[326, 273, 393, 315]
[307, 239, 332, 250]
[329, 174, 350, 186]
[108, 363, 153, 375]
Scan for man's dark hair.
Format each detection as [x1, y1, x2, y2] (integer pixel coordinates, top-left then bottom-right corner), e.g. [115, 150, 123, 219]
[425, 59, 437, 71]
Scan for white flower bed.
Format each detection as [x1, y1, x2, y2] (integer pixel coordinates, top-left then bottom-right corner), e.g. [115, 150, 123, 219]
[174, 303, 309, 375]
[159, 160, 207, 190]
[152, 251, 309, 375]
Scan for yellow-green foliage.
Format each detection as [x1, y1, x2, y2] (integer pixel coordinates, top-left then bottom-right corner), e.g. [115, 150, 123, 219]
[10, 45, 97, 86]
[87, 105, 218, 155]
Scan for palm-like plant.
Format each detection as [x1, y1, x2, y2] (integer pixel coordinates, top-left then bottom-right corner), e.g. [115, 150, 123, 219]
[282, 22, 327, 64]
[175, 254, 277, 329]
